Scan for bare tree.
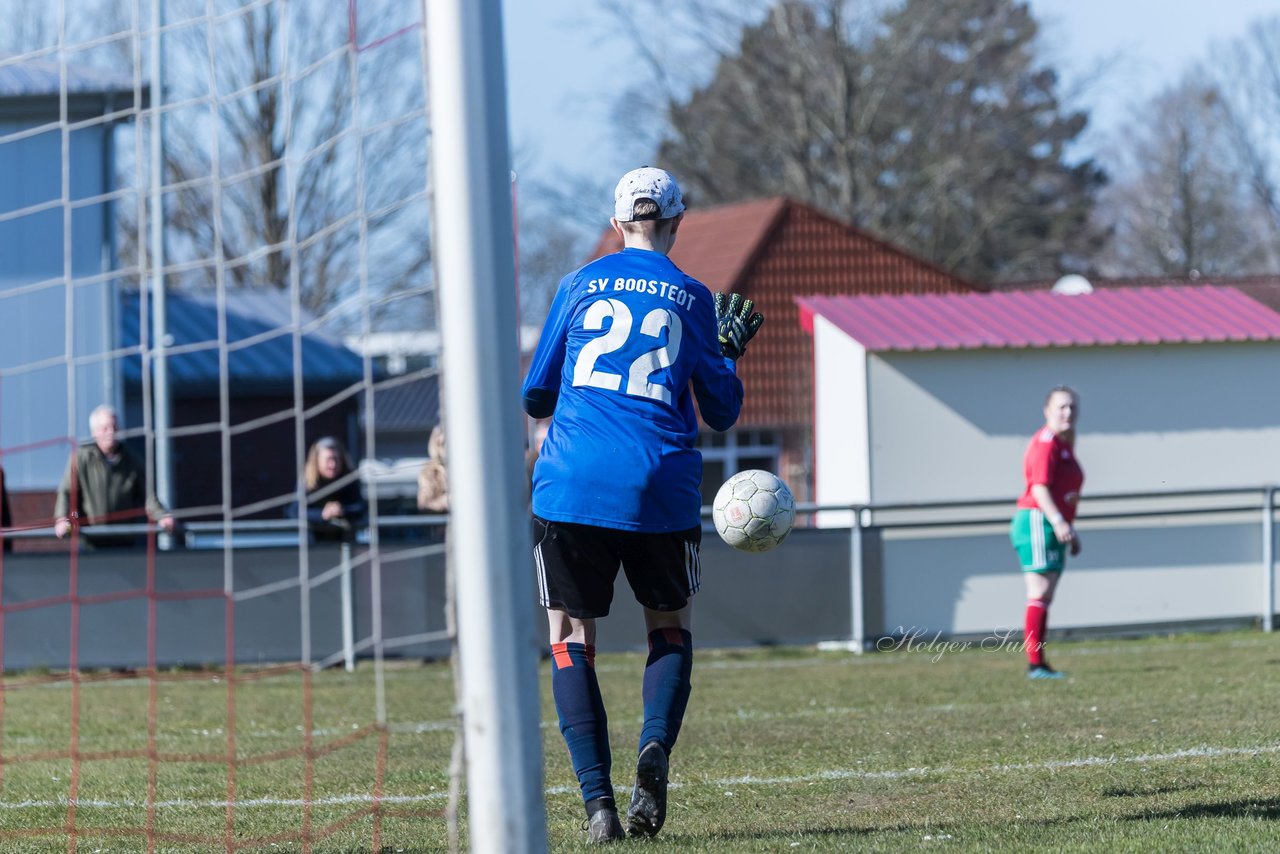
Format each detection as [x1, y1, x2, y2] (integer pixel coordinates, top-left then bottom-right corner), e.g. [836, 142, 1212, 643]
[511, 166, 609, 325]
[602, 0, 1106, 283]
[1211, 16, 1280, 260]
[0, 3, 55, 53]
[515, 212, 593, 325]
[3, 1, 433, 328]
[1096, 77, 1275, 277]
[135, 2, 432, 327]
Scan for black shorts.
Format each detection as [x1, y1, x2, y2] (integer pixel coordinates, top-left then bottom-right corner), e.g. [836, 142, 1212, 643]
[532, 515, 701, 619]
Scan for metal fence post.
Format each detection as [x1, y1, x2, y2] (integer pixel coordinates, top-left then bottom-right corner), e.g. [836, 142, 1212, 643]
[341, 540, 355, 672]
[850, 505, 865, 653]
[1265, 486, 1275, 633]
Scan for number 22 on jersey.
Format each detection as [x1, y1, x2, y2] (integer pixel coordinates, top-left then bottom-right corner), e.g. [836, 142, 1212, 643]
[572, 297, 682, 404]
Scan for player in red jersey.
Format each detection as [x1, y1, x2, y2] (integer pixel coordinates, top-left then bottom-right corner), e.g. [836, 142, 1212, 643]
[1009, 386, 1083, 679]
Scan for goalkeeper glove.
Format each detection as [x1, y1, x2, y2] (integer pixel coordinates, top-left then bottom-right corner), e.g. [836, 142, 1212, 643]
[714, 291, 765, 361]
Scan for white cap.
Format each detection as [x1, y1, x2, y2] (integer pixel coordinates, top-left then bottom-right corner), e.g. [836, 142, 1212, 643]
[613, 166, 686, 222]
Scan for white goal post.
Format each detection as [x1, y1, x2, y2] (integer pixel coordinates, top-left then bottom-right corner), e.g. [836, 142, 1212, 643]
[423, 1, 547, 852]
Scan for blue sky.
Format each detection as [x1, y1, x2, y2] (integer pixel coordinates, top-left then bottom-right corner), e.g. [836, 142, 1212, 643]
[502, 0, 1280, 198]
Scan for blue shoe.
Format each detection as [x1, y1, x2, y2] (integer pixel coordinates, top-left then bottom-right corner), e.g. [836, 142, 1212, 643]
[1027, 664, 1066, 680]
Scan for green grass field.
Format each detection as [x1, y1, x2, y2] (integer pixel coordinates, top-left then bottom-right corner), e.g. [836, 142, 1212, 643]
[1, 630, 1278, 851]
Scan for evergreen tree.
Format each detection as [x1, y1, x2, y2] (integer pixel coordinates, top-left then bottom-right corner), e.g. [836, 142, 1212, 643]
[654, 0, 1107, 282]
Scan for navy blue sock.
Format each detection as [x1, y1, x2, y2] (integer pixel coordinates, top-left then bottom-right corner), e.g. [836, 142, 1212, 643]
[551, 642, 613, 807]
[639, 627, 693, 754]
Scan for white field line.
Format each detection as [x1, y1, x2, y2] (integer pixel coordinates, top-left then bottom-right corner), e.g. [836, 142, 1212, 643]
[2, 637, 1272, 745]
[590, 634, 1280, 673]
[0, 720, 459, 746]
[12, 633, 1275, 692]
[4, 711, 837, 745]
[0, 743, 1275, 812]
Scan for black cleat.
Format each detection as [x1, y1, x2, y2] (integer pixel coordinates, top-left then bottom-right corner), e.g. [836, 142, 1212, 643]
[626, 741, 669, 838]
[585, 805, 624, 843]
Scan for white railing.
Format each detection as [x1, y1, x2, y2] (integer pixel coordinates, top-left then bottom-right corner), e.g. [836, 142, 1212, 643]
[775, 486, 1277, 652]
[3, 487, 1276, 659]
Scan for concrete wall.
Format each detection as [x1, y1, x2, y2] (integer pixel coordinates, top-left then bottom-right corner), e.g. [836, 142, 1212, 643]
[0, 532, 854, 670]
[2, 510, 1273, 669]
[0, 544, 449, 670]
[861, 342, 1280, 505]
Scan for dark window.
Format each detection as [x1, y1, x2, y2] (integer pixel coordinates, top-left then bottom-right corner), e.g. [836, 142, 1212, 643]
[701, 459, 727, 507]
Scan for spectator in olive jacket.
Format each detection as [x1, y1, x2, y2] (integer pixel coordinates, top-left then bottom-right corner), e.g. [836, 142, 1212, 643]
[54, 405, 174, 549]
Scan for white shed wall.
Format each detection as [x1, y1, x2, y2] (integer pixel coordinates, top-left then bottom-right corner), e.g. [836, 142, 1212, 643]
[813, 316, 869, 522]
[860, 342, 1280, 504]
[878, 517, 1265, 637]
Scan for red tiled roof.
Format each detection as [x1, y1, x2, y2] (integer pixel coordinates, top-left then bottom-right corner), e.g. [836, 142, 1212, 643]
[796, 286, 1280, 351]
[589, 197, 790, 292]
[588, 197, 982, 295]
[587, 197, 980, 427]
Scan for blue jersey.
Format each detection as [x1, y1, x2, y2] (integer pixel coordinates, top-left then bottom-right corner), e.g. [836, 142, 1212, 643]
[522, 248, 743, 532]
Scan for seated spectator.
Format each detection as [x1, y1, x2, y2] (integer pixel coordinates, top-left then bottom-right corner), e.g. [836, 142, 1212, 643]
[54, 405, 175, 549]
[417, 425, 448, 544]
[1, 465, 11, 553]
[287, 436, 366, 541]
[417, 425, 449, 514]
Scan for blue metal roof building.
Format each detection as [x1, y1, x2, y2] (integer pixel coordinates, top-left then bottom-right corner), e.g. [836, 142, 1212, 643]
[119, 289, 368, 396]
[115, 288, 372, 518]
[0, 55, 387, 519]
[0, 54, 141, 110]
[368, 374, 440, 460]
[0, 56, 143, 490]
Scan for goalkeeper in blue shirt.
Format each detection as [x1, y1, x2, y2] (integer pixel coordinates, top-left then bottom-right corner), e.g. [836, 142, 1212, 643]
[523, 166, 763, 843]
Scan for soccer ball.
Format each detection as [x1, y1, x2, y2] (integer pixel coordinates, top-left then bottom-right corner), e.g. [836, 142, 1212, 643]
[712, 470, 796, 553]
